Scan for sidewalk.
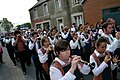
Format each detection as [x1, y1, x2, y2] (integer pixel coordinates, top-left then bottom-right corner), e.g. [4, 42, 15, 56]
[0, 47, 35, 80]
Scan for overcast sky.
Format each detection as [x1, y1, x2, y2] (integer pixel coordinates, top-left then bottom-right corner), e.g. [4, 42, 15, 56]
[0, 0, 37, 26]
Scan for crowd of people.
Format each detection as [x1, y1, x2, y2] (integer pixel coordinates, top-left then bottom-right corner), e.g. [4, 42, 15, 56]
[0, 18, 120, 80]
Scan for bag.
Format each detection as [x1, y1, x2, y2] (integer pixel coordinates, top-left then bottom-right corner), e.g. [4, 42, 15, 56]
[0, 47, 3, 54]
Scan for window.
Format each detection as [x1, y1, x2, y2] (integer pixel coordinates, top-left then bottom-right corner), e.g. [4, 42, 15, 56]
[74, 15, 83, 26]
[72, 0, 84, 6]
[43, 3, 49, 15]
[33, 8, 38, 19]
[57, 18, 64, 32]
[72, 14, 83, 26]
[36, 24, 42, 30]
[43, 22, 50, 30]
[55, 0, 62, 11]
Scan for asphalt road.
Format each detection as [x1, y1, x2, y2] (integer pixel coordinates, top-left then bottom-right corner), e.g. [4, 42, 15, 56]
[0, 46, 120, 80]
[0, 47, 36, 80]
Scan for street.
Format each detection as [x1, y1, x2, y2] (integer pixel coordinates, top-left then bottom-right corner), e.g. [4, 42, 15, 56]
[0, 47, 35, 80]
[0, 46, 120, 80]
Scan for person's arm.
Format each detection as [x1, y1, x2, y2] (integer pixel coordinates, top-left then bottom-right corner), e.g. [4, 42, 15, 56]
[48, 37, 56, 45]
[80, 39, 85, 47]
[80, 35, 88, 43]
[110, 61, 117, 70]
[37, 49, 48, 63]
[61, 32, 69, 39]
[50, 66, 76, 80]
[70, 40, 79, 49]
[28, 41, 35, 50]
[106, 39, 118, 52]
[90, 55, 108, 76]
[78, 63, 91, 75]
[12, 38, 16, 46]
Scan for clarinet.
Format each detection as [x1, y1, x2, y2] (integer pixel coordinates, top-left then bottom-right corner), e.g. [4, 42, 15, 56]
[70, 56, 95, 68]
[79, 59, 95, 68]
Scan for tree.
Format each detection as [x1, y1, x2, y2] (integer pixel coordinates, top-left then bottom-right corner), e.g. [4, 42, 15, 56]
[23, 22, 31, 29]
[1, 18, 13, 32]
[16, 22, 31, 30]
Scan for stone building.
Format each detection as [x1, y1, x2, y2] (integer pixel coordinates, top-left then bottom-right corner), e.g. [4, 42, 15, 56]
[29, 0, 85, 31]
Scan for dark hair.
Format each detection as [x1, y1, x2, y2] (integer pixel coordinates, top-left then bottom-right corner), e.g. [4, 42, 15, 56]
[102, 22, 112, 31]
[41, 36, 49, 46]
[55, 39, 69, 53]
[14, 30, 21, 36]
[31, 31, 38, 37]
[96, 37, 108, 47]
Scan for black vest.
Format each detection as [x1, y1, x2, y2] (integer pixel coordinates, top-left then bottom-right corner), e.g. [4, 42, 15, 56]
[99, 57, 112, 80]
[29, 39, 40, 60]
[62, 64, 82, 80]
[70, 39, 82, 56]
[6, 38, 14, 53]
[82, 34, 91, 48]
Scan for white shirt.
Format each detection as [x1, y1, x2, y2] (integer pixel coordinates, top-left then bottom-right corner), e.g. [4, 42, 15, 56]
[80, 32, 91, 44]
[48, 36, 57, 45]
[118, 39, 120, 48]
[70, 39, 85, 49]
[50, 57, 90, 80]
[28, 38, 39, 52]
[11, 38, 16, 46]
[90, 50, 116, 76]
[61, 32, 69, 39]
[5, 38, 11, 44]
[101, 33, 119, 52]
[98, 29, 103, 35]
[37, 48, 48, 63]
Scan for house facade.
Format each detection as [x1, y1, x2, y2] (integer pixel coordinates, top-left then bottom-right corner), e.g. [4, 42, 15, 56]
[83, 0, 120, 26]
[29, 0, 84, 31]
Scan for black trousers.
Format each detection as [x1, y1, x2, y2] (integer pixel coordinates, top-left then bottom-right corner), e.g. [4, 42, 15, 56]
[112, 48, 120, 80]
[18, 50, 27, 72]
[33, 57, 50, 80]
[26, 49, 32, 66]
[0, 54, 3, 63]
[6, 47, 16, 65]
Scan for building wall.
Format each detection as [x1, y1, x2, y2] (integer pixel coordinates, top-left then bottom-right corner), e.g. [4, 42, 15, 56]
[29, 0, 72, 29]
[83, 0, 120, 25]
[69, 0, 84, 26]
[29, 0, 85, 29]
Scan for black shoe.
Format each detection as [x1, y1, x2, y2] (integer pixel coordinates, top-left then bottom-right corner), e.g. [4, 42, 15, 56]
[14, 63, 17, 66]
[1, 62, 5, 64]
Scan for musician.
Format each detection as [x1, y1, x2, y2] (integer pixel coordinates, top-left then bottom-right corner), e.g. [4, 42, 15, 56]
[90, 37, 119, 80]
[48, 28, 58, 47]
[70, 32, 85, 56]
[101, 22, 120, 80]
[12, 30, 27, 75]
[38, 36, 55, 80]
[80, 25, 93, 62]
[5, 33, 16, 66]
[50, 39, 91, 80]
[61, 26, 73, 42]
[28, 31, 43, 80]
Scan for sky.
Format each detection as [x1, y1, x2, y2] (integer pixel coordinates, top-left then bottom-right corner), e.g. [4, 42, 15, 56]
[0, 0, 37, 26]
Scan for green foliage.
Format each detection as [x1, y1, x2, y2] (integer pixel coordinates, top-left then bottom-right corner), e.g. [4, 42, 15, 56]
[16, 22, 31, 29]
[1, 18, 13, 32]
